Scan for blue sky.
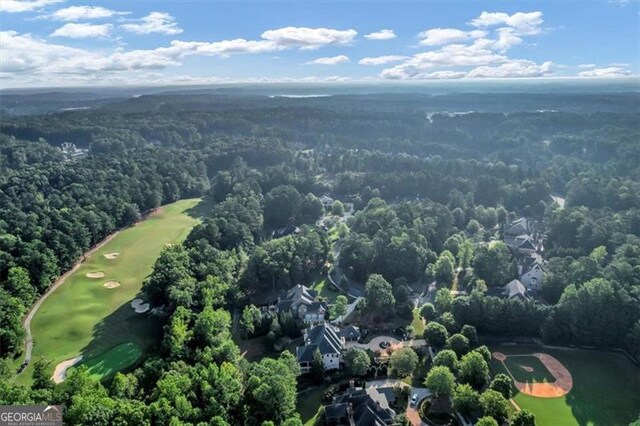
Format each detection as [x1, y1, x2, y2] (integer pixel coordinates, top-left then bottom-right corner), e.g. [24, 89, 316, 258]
[1, 0, 638, 87]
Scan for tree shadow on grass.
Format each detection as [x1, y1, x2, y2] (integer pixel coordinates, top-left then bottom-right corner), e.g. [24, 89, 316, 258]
[562, 350, 640, 426]
[184, 195, 214, 220]
[74, 298, 164, 381]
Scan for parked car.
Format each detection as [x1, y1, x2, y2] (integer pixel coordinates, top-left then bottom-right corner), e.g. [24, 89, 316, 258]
[410, 394, 419, 406]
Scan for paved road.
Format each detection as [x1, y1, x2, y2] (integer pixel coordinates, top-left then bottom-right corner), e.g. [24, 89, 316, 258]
[406, 387, 432, 426]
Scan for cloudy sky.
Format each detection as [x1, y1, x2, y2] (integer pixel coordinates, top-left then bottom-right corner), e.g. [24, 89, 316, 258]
[1, 0, 638, 88]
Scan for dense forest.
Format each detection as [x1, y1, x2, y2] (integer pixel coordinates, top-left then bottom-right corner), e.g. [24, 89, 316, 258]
[0, 90, 639, 425]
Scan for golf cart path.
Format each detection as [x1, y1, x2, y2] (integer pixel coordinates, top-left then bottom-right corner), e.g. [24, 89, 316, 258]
[20, 230, 121, 369]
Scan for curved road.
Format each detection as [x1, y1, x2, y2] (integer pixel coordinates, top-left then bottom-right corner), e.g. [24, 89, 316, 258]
[19, 231, 120, 372]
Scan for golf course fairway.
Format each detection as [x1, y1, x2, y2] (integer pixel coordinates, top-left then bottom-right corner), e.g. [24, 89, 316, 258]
[17, 198, 202, 385]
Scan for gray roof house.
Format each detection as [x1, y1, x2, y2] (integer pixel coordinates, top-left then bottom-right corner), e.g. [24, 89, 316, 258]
[296, 322, 344, 373]
[503, 279, 528, 300]
[340, 325, 361, 342]
[324, 384, 395, 425]
[276, 284, 327, 323]
[505, 217, 530, 236]
[505, 234, 537, 254]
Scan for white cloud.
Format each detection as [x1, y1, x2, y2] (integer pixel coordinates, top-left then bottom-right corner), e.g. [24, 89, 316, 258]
[50, 23, 113, 38]
[380, 11, 553, 80]
[467, 60, 554, 78]
[578, 67, 632, 77]
[0, 25, 361, 84]
[307, 55, 350, 65]
[470, 11, 544, 35]
[0, 0, 62, 13]
[381, 39, 507, 79]
[323, 75, 351, 82]
[48, 5, 129, 21]
[578, 64, 597, 69]
[364, 29, 396, 40]
[609, 62, 631, 67]
[170, 39, 278, 56]
[261, 27, 357, 50]
[358, 55, 408, 66]
[0, 30, 181, 75]
[418, 28, 486, 46]
[121, 12, 183, 35]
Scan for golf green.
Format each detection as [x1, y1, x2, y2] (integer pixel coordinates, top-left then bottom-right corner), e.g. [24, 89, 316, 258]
[17, 198, 201, 385]
[491, 344, 640, 426]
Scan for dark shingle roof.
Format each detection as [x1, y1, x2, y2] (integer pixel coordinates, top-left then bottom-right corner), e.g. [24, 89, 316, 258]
[340, 325, 361, 340]
[324, 387, 395, 426]
[296, 323, 342, 362]
[505, 218, 529, 236]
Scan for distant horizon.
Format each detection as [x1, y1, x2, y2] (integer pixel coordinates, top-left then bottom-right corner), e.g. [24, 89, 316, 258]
[2, 76, 638, 94]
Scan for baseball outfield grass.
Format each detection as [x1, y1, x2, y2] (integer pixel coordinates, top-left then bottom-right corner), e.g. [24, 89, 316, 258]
[16, 198, 202, 385]
[491, 344, 640, 426]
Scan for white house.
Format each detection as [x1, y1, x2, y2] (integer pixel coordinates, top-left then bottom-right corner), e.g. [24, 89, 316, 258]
[320, 195, 334, 210]
[520, 260, 544, 291]
[296, 322, 344, 373]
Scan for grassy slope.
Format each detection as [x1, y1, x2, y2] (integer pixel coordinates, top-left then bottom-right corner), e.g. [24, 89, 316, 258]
[491, 344, 640, 426]
[17, 198, 201, 385]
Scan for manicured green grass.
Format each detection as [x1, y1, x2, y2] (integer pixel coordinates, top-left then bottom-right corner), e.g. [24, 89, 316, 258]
[491, 344, 640, 426]
[71, 342, 142, 381]
[17, 199, 201, 385]
[410, 308, 425, 336]
[298, 385, 328, 426]
[310, 276, 340, 301]
[502, 354, 556, 383]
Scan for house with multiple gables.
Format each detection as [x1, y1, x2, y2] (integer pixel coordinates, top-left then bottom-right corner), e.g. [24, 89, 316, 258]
[324, 382, 396, 425]
[504, 217, 546, 293]
[275, 284, 327, 324]
[296, 322, 344, 373]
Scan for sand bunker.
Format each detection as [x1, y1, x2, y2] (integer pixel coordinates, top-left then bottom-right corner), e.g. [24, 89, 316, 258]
[52, 355, 83, 384]
[493, 352, 573, 398]
[86, 271, 105, 279]
[104, 252, 120, 260]
[131, 298, 150, 313]
[103, 281, 121, 289]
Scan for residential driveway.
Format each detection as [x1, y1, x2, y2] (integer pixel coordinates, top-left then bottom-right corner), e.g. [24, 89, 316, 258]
[406, 387, 432, 426]
[366, 378, 409, 389]
[345, 336, 427, 352]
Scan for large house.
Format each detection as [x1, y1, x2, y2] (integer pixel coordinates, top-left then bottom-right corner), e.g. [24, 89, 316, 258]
[324, 384, 396, 425]
[504, 217, 530, 236]
[487, 279, 528, 300]
[504, 217, 545, 292]
[505, 234, 538, 256]
[320, 195, 335, 210]
[519, 254, 545, 291]
[296, 322, 344, 373]
[503, 279, 528, 300]
[276, 284, 327, 323]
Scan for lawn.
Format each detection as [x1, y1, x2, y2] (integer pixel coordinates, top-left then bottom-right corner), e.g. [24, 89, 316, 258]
[410, 308, 425, 336]
[298, 385, 329, 426]
[71, 342, 142, 381]
[16, 198, 202, 385]
[502, 354, 556, 383]
[491, 344, 640, 426]
[310, 275, 341, 302]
